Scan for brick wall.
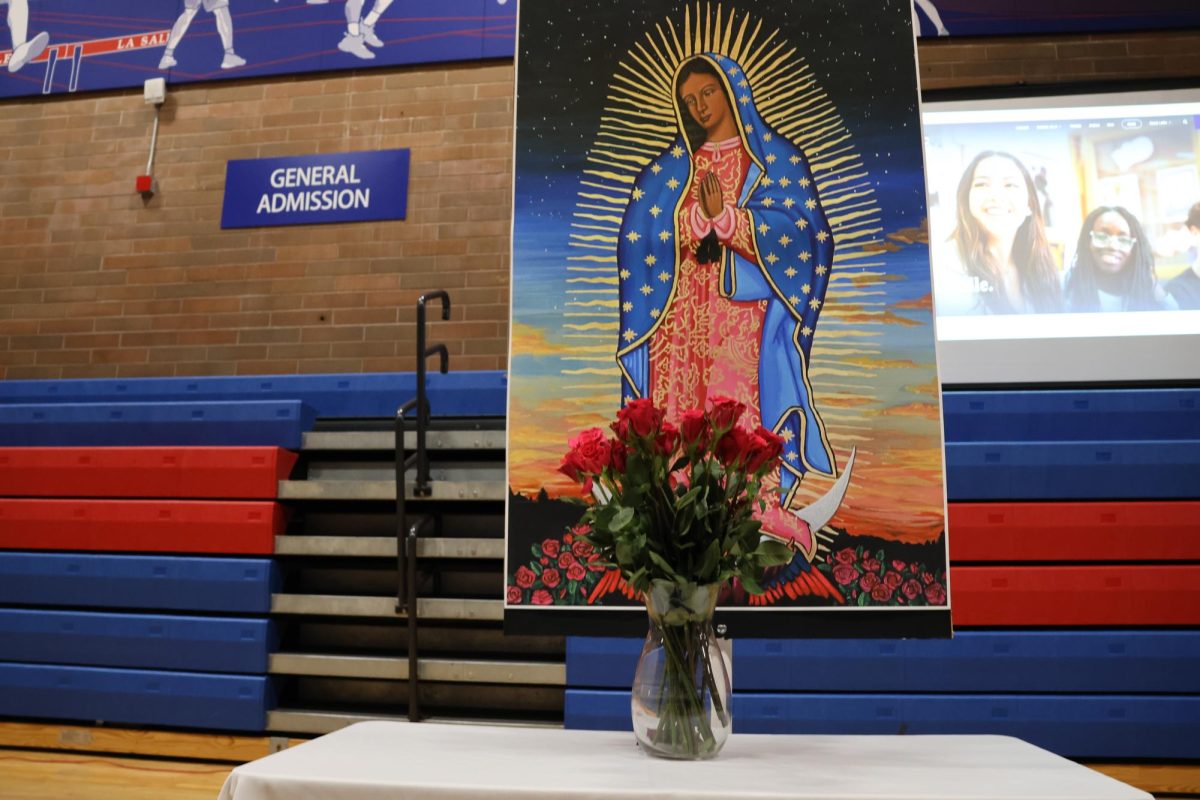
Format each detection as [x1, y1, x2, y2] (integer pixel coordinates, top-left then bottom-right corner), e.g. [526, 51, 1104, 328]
[1, 27, 1199, 380]
[0, 64, 514, 379]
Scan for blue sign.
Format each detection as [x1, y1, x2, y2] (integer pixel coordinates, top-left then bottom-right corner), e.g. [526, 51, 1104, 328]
[221, 149, 410, 230]
[0, 1, 516, 100]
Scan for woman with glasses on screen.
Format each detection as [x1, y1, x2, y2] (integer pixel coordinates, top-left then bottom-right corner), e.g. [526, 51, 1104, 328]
[1065, 206, 1170, 312]
[940, 150, 1063, 315]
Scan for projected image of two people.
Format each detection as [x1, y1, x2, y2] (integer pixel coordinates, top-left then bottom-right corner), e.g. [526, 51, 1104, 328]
[926, 121, 1200, 315]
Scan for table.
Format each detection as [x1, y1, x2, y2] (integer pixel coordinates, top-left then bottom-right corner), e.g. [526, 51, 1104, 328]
[217, 721, 1151, 800]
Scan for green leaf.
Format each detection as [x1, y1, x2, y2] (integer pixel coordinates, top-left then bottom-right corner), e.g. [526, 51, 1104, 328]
[697, 539, 721, 580]
[530, 544, 542, 559]
[647, 550, 685, 583]
[739, 572, 763, 595]
[610, 506, 635, 532]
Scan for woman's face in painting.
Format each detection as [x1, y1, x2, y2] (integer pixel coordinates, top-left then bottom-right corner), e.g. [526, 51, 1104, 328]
[1088, 211, 1135, 274]
[679, 71, 732, 140]
[966, 155, 1033, 242]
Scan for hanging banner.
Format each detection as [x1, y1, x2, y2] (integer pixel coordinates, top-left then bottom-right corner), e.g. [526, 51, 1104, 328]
[506, 0, 950, 637]
[914, 0, 1200, 37]
[0, 0, 515, 100]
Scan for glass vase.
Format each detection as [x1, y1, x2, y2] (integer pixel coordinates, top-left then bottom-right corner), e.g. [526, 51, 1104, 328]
[630, 581, 731, 759]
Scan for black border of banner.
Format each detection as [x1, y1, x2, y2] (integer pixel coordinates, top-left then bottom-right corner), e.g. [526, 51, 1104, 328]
[505, 608, 952, 639]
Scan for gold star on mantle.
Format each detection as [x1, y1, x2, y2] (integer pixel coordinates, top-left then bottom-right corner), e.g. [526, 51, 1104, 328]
[650, 205, 662, 218]
[758, 222, 770, 236]
[632, 188, 645, 200]
[666, 178, 680, 190]
[658, 230, 671, 242]
[816, 230, 830, 242]
[805, 198, 817, 210]
[651, 164, 662, 175]
[800, 326, 813, 338]
[784, 266, 798, 278]
[658, 271, 670, 282]
[816, 265, 829, 275]
[640, 284, 653, 296]
[622, 301, 633, 312]
[619, 269, 631, 280]
[644, 254, 657, 266]
[623, 329, 637, 342]
[808, 298, 822, 310]
[779, 234, 792, 247]
[671, 145, 684, 158]
[801, 283, 811, 294]
[626, 231, 640, 243]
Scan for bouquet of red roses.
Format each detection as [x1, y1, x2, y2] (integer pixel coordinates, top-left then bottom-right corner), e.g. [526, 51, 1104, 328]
[558, 395, 794, 602]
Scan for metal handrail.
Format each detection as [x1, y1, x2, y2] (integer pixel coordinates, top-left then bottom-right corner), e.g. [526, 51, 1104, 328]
[394, 290, 452, 723]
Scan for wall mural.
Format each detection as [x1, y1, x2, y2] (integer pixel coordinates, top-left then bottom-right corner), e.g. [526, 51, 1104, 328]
[506, 0, 950, 637]
[0, 0, 515, 99]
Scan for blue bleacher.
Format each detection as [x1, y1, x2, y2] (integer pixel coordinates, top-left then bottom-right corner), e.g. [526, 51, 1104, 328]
[0, 663, 273, 732]
[0, 371, 507, 419]
[0, 610, 275, 674]
[0, 554, 277, 614]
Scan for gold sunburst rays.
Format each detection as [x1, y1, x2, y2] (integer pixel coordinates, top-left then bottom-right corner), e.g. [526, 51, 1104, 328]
[557, 2, 885, 395]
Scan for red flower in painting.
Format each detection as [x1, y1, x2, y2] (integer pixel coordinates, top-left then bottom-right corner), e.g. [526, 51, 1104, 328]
[861, 556, 881, 574]
[567, 563, 586, 582]
[515, 566, 536, 589]
[924, 582, 947, 605]
[859, 572, 881, 592]
[871, 583, 895, 602]
[572, 540, 594, 559]
[531, 589, 553, 605]
[541, 568, 561, 589]
[506, 585, 522, 604]
[832, 564, 861, 586]
[883, 571, 903, 590]
[901, 579, 922, 601]
[557, 552, 576, 569]
[834, 548, 857, 565]
[541, 539, 561, 558]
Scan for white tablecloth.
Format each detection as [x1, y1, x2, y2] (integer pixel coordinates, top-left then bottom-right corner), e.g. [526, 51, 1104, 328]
[218, 721, 1151, 800]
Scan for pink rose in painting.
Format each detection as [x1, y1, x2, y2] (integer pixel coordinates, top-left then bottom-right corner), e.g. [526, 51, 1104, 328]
[541, 568, 561, 589]
[861, 556, 881, 574]
[883, 571, 903, 589]
[567, 563, 586, 582]
[832, 564, 861, 586]
[542, 539, 561, 558]
[924, 582, 947, 605]
[892, 560, 907, 572]
[506, 585, 522, 604]
[515, 566, 536, 589]
[558, 552, 576, 569]
[531, 589, 554, 605]
[871, 584, 895, 603]
[859, 572, 881, 592]
[572, 540, 594, 559]
[922, 571, 935, 585]
[901, 579, 922, 600]
[834, 548, 857, 565]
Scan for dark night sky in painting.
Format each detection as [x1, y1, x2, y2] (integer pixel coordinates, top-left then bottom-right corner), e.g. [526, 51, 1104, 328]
[514, 0, 928, 233]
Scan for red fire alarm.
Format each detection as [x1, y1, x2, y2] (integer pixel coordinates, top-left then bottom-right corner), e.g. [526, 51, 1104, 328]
[136, 175, 156, 197]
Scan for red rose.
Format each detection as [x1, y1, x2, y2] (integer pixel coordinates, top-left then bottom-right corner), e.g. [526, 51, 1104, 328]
[571, 523, 591, 538]
[883, 571, 903, 589]
[901, 579, 922, 600]
[615, 398, 664, 439]
[566, 428, 610, 475]
[567, 563, 586, 581]
[715, 427, 751, 467]
[572, 540, 594, 558]
[859, 572, 881, 591]
[541, 539, 560, 558]
[655, 421, 680, 457]
[515, 566, 536, 589]
[609, 438, 627, 473]
[922, 571, 934, 585]
[834, 548, 857, 565]
[892, 560, 907, 572]
[832, 564, 860, 586]
[744, 426, 785, 473]
[541, 568, 561, 588]
[924, 582, 947, 605]
[708, 395, 746, 431]
[679, 410, 710, 450]
[557, 551, 576, 569]
[558, 449, 587, 483]
[531, 589, 553, 605]
[861, 557, 881, 574]
[871, 583, 895, 602]
[506, 585, 522, 604]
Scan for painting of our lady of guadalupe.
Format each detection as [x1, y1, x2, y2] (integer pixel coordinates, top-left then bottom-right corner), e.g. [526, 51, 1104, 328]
[506, 0, 950, 637]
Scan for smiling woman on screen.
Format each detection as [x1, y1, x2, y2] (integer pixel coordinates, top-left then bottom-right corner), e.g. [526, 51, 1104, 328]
[938, 150, 1063, 316]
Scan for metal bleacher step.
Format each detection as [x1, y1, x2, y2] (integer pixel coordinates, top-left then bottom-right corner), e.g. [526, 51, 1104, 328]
[271, 594, 503, 621]
[274, 536, 504, 559]
[278, 478, 505, 502]
[268, 654, 565, 685]
[302, 430, 506, 451]
[266, 709, 562, 736]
